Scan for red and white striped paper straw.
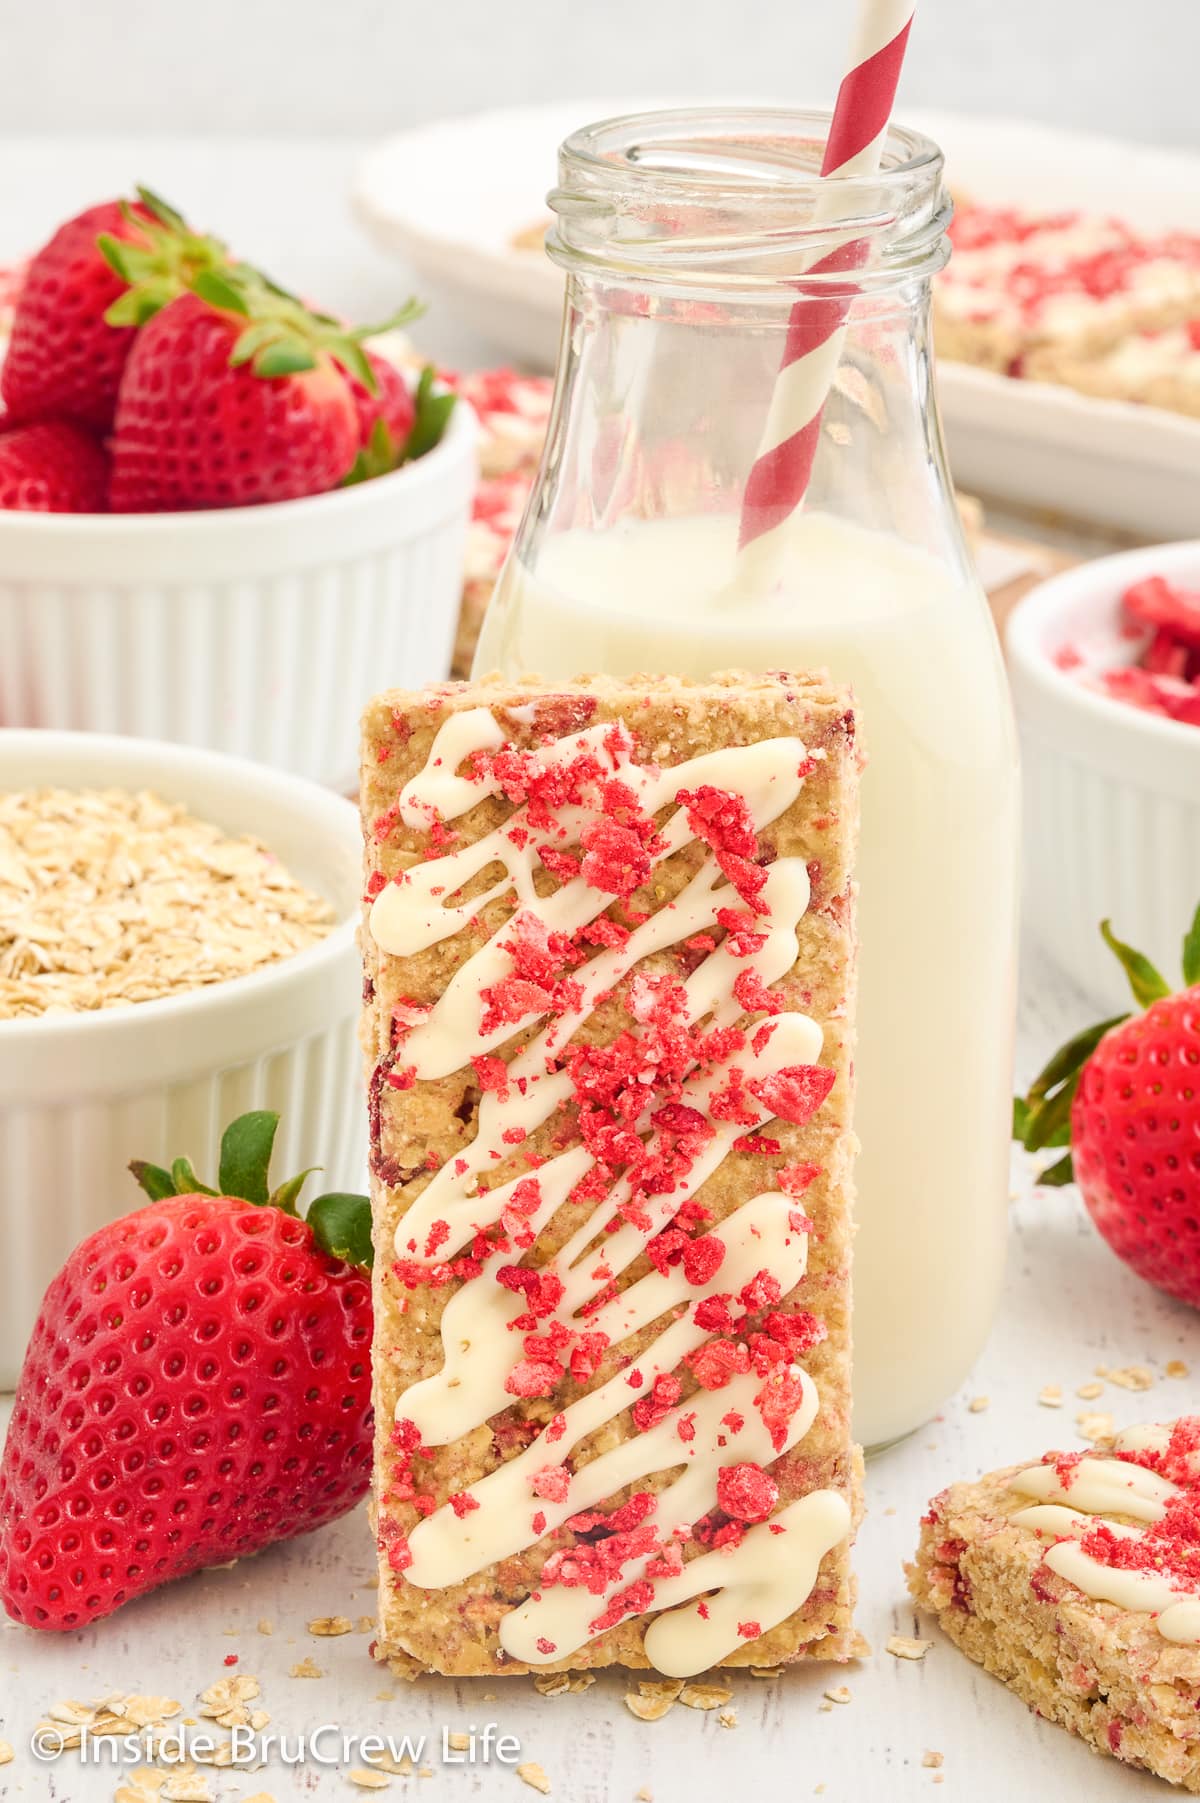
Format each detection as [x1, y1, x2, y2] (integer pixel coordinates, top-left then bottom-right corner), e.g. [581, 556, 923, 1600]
[734, 0, 915, 586]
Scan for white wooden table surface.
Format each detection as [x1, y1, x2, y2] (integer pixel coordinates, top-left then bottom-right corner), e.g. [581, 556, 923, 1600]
[1, 135, 1197, 1803]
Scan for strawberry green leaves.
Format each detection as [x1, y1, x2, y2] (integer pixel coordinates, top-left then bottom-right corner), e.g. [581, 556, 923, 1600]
[1100, 919, 1171, 1008]
[1183, 902, 1200, 990]
[307, 1193, 375, 1269]
[129, 1111, 373, 1267]
[98, 190, 232, 330]
[342, 366, 456, 486]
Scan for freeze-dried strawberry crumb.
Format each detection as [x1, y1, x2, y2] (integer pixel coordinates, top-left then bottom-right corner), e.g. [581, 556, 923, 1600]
[739, 1270, 782, 1312]
[589, 1579, 656, 1633]
[716, 907, 769, 956]
[567, 1492, 656, 1537]
[532, 1511, 547, 1535]
[778, 1162, 822, 1197]
[537, 843, 583, 883]
[677, 1411, 697, 1443]
[580, 817, 659, 896]
[756, 1367, 807, 1451]
[626, 1367, 645, 1389]
[449, 1491, 480, 1518]
[683, 1234, 726, 1286]
[721, 1410, 745, 1434]
[733, 1134, 781, 1155]
[677, 785, 760, 861]
[717, 1461, 779, 1522]
[385, 1064, 417, 1091]
[569, 1330, 610, 1384]
[646, 1542, 685, 1580]
[733, 968, 784, 1015]
[698, 1601, 710, 1620]
[709, 1067, 761, 1127]
[423, 1219, 451, 1258]
[496, 1263, 565, 1319]
[479, 974, 555, 1033]
[751, 1064, 836, 1126]
[576, 915, 631, 950]
[694, 1294, 735, 1334]
[387, 1534, 413, 1573]
[788, 1209, 816, 1234]
[505, 1358, 564, 1398]
[546, 1413, 567, 1444]
[632, 1372, 682, 1432]
[531, 1465, 572, 1503]
[536, 1636, 557, 1656]
[687, 1338, 752, 1390]
[736, 1620, 762, 1639]
[472, 1053, 511, 1096]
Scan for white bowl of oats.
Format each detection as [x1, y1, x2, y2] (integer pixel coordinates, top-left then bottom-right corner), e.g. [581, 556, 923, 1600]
[0, 730, 363, 1387]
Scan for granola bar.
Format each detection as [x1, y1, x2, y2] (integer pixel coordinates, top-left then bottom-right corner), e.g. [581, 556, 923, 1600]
[1027, 319, 1200, 417]
[935, 202, 1200, 377]
[908, 1419, 1200, 1790]
[361, 671, 862, 1678]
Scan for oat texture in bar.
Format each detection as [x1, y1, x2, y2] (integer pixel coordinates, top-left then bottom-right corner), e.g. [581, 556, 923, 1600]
[909, 1419, 1200, 1791]
[361, 672, 862, 1679]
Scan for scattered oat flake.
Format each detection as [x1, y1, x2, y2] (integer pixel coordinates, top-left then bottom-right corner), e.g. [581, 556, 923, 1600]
[1167, 1359, 1189, 1379]
[623, 1680, 680, 1722]
[0, 1740, 12, 1765]
[1076, 1381, 1105, 1400]
[309, 1615, 354, 1637]
[517, 1762, 552, 1795]
[923, 1751, 944, 1769]
[370, 1753, 414, 1778]
[349, 1772, 391, 1792]
[1038, 1384, 1063, 1407]
[357, 1614, 376, 1633]
[823, 1686, 852, 1705]
[717, 1709, 738, 1729]
[257, 1619, 273, 1635]
[243, 1795, 278, 1803]
[161, 1777, 214, 1803]
[532, 1673, 571, 1697]
[1107, 1364, 1154, 1392]
[635, 1790, 654, 1802]
[886, 1635, 933, 1661]
[751, 1665, 784, 1678]
[289, 1656, 323, 1679]
[967, 1395, 989, 1413]
[1077, 1410, 1115, 1443]
[446, 1732, 471, 1752]
[679, 1681, 733, 1710]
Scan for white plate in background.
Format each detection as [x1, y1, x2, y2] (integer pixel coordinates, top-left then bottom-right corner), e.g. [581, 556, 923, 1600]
[355, 104, 1200, 537]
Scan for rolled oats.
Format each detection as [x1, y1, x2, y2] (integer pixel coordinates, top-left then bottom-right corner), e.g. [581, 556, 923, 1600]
[0, 788, 335, 1019]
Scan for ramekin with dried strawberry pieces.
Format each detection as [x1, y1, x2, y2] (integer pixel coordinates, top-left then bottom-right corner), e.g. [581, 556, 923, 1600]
[1007, 540, 1200, 1008]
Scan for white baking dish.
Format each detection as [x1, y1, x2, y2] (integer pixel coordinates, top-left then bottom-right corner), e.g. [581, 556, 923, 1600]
[0, 397, 476, 790]
[1006, 541, 1200, 1009]
[0, 729, 364, 1388]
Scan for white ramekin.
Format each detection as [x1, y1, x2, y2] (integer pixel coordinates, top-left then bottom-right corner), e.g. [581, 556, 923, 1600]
[1007, 541, 1200, 1009]
[0, 399, 477, 790]
[0, 730, 364, 1389]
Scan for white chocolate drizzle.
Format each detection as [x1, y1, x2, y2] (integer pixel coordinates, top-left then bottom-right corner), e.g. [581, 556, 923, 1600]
[1011, 1425, 1200, 1643]
[369, 706, 850, 1675]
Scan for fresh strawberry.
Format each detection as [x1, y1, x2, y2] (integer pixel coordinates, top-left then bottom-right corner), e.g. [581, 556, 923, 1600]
[0, 1112, 373, 1631]
[0, 190, 226, 433]
[347, 351, 415, 454]
[108, 275, 427, 510]
[108, 292, 361, 510]
[0, 420, 108, 512]
[1016, 907, 1200, 1307]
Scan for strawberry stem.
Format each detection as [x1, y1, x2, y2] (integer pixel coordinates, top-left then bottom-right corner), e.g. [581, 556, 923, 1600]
[128, 1112, 373, 1268]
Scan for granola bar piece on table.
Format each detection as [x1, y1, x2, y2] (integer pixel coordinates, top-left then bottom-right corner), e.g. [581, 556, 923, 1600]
[361, 671, 862, 1679]
[908, 1419, 1200, 1790]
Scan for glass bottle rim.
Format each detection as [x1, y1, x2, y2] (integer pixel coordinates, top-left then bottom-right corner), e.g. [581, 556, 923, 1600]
[548, 106, 951, 294]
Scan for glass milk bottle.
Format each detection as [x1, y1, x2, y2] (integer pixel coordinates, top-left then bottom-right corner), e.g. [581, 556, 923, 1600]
[475, 109, 1019, 1449]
